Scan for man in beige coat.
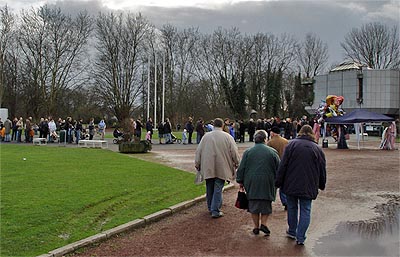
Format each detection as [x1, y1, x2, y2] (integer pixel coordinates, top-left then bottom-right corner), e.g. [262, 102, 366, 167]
[267, 126, 289, 210]
[195, 118, 240, 218]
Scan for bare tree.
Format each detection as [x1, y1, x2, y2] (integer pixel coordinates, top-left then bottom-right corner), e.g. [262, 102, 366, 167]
[193, 34, 222, 109]
[341, 22, 399, 69]
[195, 27, 253, 117]
[93, 12, 153, 122]
[276, 33, 298, 72]
[211, 27, 249, 117]
[0, 5, 14, 108]
[17, 6, 92, 117]
[297, 32, 328, 78]
[247, 33, 297, 117]
[160, 25, 199, 123]
[248, 33, 266, 113]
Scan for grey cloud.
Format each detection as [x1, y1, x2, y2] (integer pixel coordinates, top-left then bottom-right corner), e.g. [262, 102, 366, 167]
[48, 0, 110, 16]
[5, 0, 399, 64]
[135, 1, 398, 63]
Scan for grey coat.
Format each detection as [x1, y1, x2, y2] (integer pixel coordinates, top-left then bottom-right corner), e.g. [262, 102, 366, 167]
[4, 119, 12, 134]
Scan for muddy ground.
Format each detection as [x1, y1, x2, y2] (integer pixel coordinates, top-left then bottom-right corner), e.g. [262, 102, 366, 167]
[72, 137, 399, 256]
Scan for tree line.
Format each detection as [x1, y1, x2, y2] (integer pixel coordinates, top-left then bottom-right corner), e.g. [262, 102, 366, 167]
[1, 5, 399, 125]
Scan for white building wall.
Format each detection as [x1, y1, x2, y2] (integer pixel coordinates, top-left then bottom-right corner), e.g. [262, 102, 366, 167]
[0, 108, 8, 122]
[309, 69, 399, 117]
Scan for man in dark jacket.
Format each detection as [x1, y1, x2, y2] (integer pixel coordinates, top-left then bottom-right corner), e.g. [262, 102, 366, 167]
[164, 118, 172, 144]
[185, 117, 194, 144]
[145, 117, 153, 140]
[135, 118, 143, 140]
[195, 118, 205, 144]
[247, 118, 256, 142]
[74, 119, 83, 144]
[275, 125, 326, 245]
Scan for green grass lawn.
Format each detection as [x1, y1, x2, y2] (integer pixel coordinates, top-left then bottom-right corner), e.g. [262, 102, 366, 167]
[0, 144, 204, 256]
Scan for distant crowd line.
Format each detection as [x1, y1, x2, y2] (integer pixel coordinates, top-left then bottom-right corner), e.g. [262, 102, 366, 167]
[169, 115, 313, 145]
[0, 114, 315, 145]
[153, 115, 314, 145]
[0, 116, 106, 144]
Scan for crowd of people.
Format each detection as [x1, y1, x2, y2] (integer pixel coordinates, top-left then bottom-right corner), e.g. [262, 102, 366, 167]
[159, 115, 313, 146]
[0, 113, 320, 145]
[0, 116, 107, 144]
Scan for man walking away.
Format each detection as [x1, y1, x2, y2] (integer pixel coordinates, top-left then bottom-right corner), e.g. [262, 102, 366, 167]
[195, 118, 240, 218]
[275, 125, 326, 245]
[267, 126, 289, 210]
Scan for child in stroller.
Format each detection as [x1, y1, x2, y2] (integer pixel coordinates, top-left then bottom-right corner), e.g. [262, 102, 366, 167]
[113, 128, 124, 144]
[50, 130, 59, 142]
[171, 133, 182, 144]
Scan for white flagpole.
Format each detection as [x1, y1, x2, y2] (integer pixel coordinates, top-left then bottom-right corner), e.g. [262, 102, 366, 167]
[154, 53, 157, 126]
[162, 52, 165, 123]
[147, 52, 150, 120]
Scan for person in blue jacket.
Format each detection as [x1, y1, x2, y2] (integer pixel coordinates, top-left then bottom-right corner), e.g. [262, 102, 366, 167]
[275, 125, 326, 245]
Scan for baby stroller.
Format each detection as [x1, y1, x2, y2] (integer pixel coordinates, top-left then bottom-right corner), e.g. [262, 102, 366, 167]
[80, 128, 89, 140]
[113, 128, 124, 144]
[171, 133, 182, 144]
[50, 131, 59, 142]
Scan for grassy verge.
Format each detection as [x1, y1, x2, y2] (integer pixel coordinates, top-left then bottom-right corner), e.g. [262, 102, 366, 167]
[0, 144, 204, 256]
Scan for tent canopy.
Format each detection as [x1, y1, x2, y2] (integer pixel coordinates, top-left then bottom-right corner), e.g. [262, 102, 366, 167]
[325, 109, 394, 124]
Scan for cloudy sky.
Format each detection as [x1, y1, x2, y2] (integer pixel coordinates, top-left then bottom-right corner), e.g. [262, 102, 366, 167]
[2, 0, 399, 65]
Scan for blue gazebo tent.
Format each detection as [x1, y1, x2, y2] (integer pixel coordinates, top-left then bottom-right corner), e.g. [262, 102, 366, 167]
[325, 109, 394, 124]
[325, 109, 394, 149]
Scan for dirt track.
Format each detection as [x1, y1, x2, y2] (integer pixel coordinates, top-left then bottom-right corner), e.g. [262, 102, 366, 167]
[72, 137, 399, 256]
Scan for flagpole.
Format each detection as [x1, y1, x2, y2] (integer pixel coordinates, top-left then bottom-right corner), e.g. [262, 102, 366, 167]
[162, 52, 165, 123]
[147, 52, 150, 120]
[154, 53, 157, 126]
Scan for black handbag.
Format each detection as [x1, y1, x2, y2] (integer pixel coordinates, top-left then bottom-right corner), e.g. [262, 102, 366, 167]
[235, 190, 249, 209]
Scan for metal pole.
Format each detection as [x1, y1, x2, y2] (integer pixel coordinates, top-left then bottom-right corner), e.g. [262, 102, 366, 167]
[147, 52, 150, 120]
[162, 52, 165, 123]
[154, 53, 157, 126]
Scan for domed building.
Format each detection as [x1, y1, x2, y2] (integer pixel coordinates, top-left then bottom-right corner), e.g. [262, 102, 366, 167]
[308, 61, 399, 118]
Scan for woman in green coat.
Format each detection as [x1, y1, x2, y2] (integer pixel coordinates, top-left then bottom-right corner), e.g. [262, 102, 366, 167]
[236, 130, 280, 236]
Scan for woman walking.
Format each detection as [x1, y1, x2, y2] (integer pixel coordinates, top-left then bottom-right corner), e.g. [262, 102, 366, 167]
[236, 130, 280, 235]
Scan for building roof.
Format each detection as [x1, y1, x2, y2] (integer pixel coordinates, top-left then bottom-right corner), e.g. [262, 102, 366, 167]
[330, 61, 367, 72]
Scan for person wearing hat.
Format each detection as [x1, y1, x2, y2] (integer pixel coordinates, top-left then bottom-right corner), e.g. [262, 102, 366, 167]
[267, 126, 289, 210]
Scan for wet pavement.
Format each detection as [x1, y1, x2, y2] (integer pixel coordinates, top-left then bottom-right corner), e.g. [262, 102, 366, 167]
[314, 195, 400, 256]
[71, 135, 400, 256]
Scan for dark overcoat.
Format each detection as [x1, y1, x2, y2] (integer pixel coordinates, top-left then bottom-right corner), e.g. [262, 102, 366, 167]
[236, 143, 280, 201]
[275, 136, 326, 200]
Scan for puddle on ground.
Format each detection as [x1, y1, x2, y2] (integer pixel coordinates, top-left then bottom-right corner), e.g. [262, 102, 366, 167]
[314, 195, 400, 256]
